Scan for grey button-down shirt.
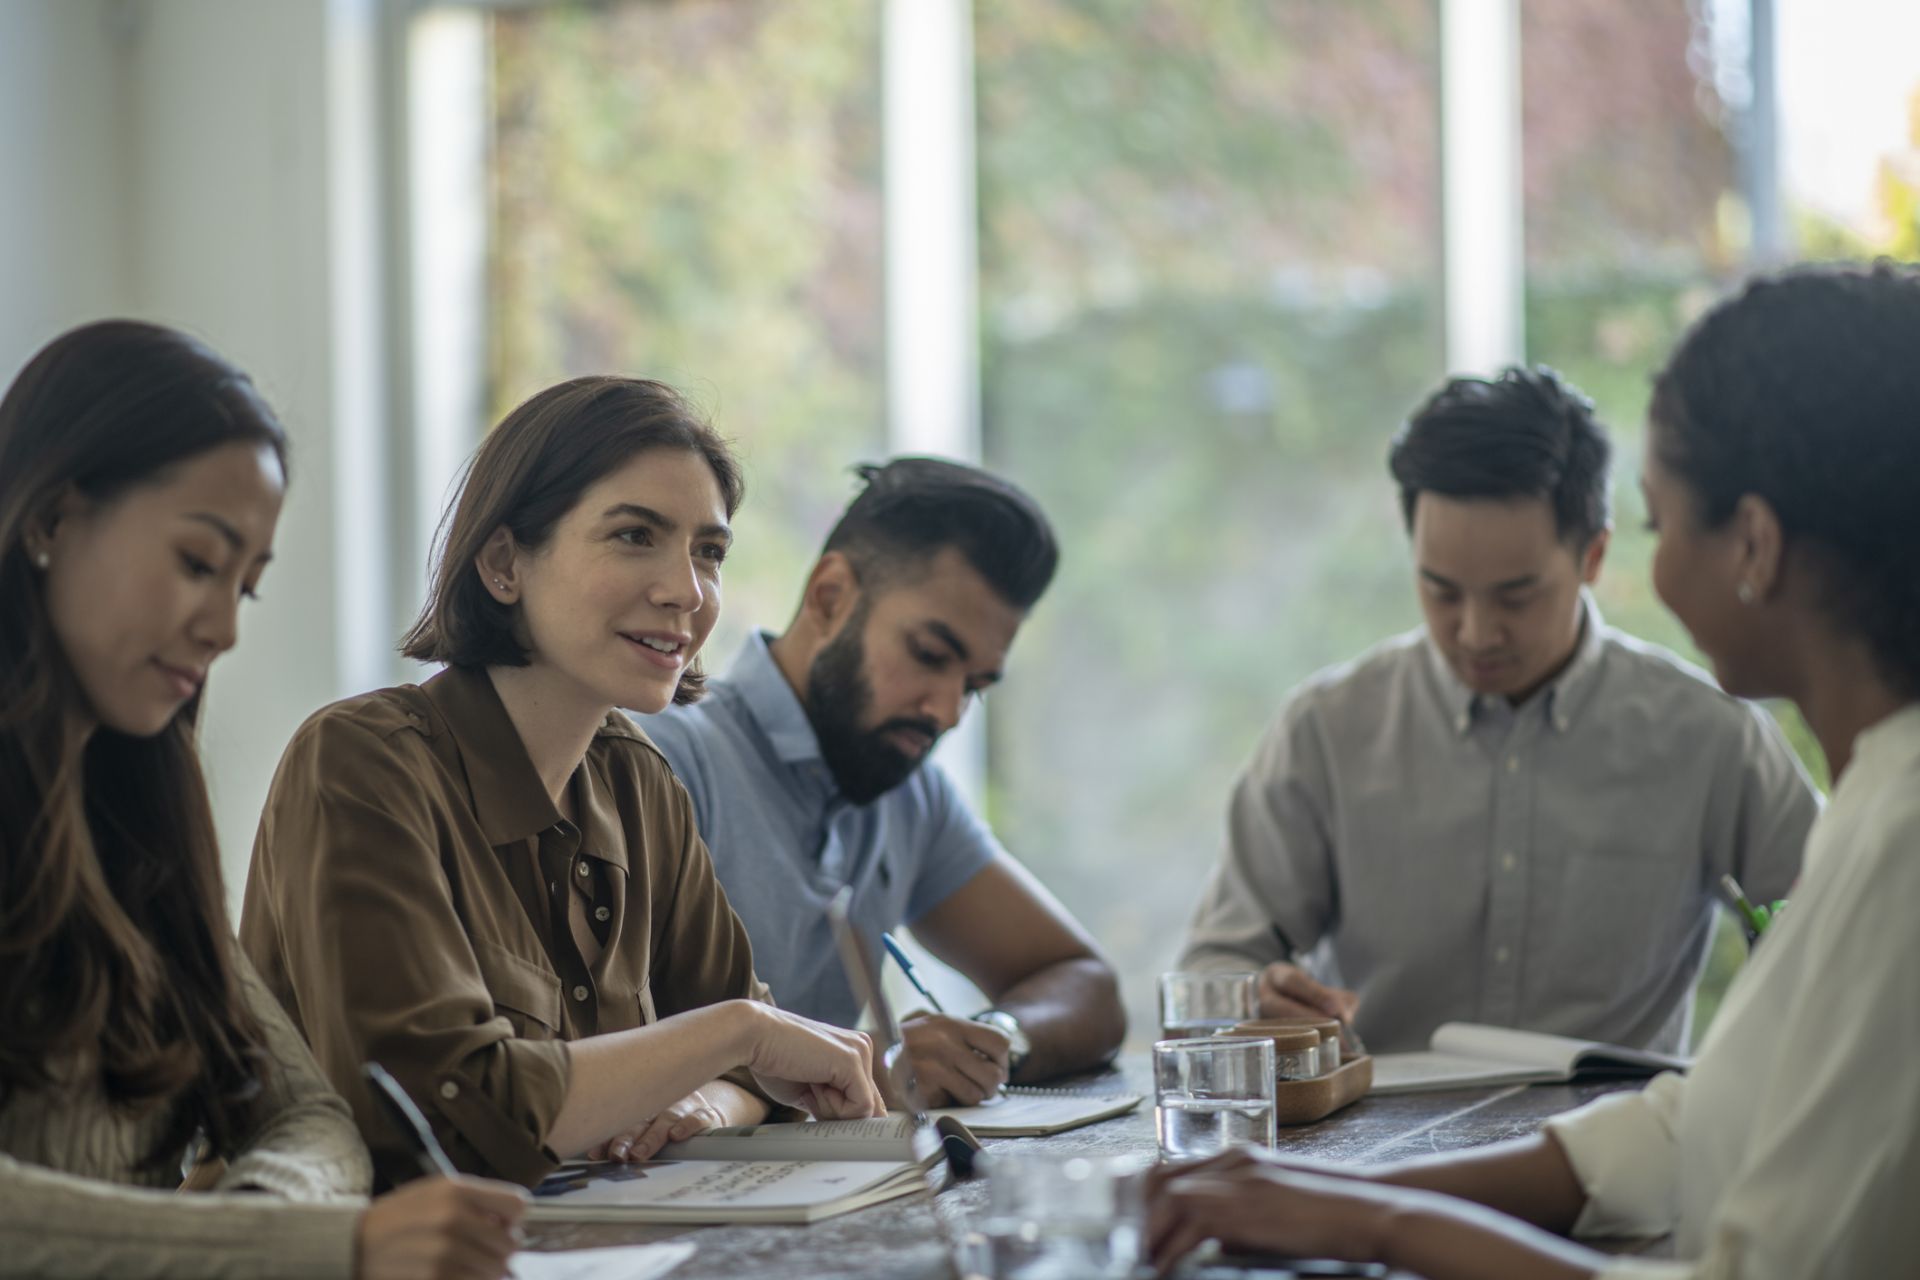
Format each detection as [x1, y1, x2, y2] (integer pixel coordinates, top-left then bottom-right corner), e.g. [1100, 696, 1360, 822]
[1180, 599, 1820, 1054]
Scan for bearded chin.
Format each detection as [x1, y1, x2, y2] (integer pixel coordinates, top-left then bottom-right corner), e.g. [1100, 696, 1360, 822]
[805, 618, 927, 805]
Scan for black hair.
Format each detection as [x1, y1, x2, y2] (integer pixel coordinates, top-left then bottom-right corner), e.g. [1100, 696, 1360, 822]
[402, 376, 742, 703]
[1387, 365, 1612, 548]
[821, 457, 1058, 610]
[1651, 260, 1920, 697]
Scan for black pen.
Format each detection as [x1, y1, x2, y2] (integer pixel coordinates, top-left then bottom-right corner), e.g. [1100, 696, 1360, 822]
[362, 1061, 460, 1180]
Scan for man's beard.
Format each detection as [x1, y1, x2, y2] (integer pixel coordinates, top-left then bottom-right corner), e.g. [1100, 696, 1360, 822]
[805, 611, 941, 806]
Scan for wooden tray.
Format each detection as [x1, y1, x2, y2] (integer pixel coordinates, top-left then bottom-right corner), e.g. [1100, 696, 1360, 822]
[1273, 1054, 1373, 1126]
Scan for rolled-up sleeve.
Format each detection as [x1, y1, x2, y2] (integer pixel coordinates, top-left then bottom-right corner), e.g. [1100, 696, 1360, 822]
[242, 713, 570, 1188]
[1544, 1071, 1686, 1241]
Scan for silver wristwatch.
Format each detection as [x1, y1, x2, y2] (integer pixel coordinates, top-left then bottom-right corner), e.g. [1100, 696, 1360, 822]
[973, 1008, 1031, 1075]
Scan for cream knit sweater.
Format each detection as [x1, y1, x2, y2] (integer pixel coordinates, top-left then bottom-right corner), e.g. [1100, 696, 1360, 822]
[0, 955, 372, 1277]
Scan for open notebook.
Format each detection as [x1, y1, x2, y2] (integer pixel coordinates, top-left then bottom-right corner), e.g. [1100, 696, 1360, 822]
[1369, 1022, 1690, 1095]
[528, 1115, 944, 1225]
[933, 1084, 1141, 1137]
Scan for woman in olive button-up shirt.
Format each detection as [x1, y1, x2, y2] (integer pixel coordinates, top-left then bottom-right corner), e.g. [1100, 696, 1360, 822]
[242, 377, 883, 1189]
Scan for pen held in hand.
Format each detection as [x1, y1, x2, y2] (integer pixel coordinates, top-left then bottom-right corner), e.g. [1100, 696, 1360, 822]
[880, 932, 948, 1015]
[362, 1060, 460, 1181]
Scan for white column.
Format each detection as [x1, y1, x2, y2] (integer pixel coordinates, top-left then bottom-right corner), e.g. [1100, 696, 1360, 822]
[401, 8, 491, 624]
[1440, 0, 1525, 374]
[883, 0, 981, 461]
[882, 0, 988, 808]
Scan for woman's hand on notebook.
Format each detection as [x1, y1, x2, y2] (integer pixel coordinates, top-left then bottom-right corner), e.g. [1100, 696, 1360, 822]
[589, 1082, 751, 1164]
[739, 1004, 887, 1120]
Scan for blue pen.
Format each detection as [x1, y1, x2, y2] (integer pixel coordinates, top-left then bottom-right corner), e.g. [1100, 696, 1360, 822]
[880, 932, 948, 1015]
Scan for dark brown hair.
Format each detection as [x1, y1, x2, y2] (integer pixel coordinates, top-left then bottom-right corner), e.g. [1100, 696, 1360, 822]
[402, 376, 743, 704]
[0, 320, 286, 1169]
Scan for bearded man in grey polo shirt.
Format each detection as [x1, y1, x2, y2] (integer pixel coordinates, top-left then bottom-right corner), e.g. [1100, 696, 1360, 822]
[1180, 366, 1820, 1055]
[646, 458, 1126, 1106]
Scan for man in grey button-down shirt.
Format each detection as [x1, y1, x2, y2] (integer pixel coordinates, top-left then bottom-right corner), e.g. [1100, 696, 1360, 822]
[1181, 367, 1819, 1054]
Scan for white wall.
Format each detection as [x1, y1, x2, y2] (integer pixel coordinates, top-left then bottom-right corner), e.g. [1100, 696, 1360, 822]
[0, 0, 131, 367]
[1, 0, 389, 910]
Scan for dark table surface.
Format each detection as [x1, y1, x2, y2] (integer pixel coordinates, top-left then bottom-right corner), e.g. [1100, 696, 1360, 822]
[525, 1054, 1647, 1279]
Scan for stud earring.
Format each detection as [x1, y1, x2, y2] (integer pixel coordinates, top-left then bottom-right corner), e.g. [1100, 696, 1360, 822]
[33, 550, 50, 570]
[1737, 582, 1756, 604]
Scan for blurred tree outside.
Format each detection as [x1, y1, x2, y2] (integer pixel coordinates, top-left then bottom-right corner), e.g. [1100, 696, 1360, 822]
[975, 0, 1443, 1049]
[483, 0, 1911, 1054]
[490, 0, 887, 665]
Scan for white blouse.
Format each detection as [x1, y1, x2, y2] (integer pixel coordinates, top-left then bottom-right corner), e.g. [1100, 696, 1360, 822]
[1545, 702, 1920, 1278]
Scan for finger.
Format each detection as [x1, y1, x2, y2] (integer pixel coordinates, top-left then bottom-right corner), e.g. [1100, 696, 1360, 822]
[625, 1114, 680, 1162]
[953, 1019, 1012, 1065]
[1269, 967, 1357, 1021]
[451, 1177, 531, 1225]
[668, 1107, 719, 1142]
[921, 1046, 999, 1105]
[939, 1037, 1008, 1096]
[909, 1057, 968, 1108]
[440, 1232, 519, 1279]
[584, 1139, 610, 1161]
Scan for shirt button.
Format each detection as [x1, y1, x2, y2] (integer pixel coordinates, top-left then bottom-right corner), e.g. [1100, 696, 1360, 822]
[1501, 852, 1517, 872]
[576, 861, 590, 878]
[594, 906, 610, 922]
[1495, 945, 1511, 964]
[572, 985, 590, 1002]
[439, 1081, 459, 1100]
[1506, 755, 1520, 773]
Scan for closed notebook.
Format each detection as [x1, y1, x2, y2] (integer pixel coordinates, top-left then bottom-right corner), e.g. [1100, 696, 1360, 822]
[931, 1084, 1142, 1136]
[528, 1116, 940, 1225]
[1369, 1022, 1690, 1095]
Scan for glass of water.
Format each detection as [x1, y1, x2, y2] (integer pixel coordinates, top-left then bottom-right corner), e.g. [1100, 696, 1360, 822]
[971, 1150, 1146, 1280]
[1157, 970, 1259, 1040]
[1154, 1035, 1277, 1160]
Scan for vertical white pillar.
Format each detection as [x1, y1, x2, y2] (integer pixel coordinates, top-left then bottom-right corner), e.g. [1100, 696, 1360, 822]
[402, 8, 490, 628]
[1440, 0, 1525, 374]
[882, 0, 987, 807]
[883, 0, 981, 460]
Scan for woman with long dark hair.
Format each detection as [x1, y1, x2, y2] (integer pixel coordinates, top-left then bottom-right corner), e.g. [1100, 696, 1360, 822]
[242, 376, 884, 1188]
[0, 321, 524, 1277]
[1145, 262, 1920, 1279]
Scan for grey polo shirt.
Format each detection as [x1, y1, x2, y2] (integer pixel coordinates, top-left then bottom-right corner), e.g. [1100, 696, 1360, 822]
[1180, 598, 1819, 1054]
[639, 633, 1002, 1027]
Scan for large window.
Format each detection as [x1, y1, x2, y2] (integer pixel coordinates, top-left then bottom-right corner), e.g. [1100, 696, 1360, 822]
[411, 0, 1917, 1051]
[974, 0, 1443, 1050]
[488, 0, 888, 663]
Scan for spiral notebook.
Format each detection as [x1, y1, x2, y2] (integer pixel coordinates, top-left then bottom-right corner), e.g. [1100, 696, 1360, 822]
[931, 1084, 1142, 1137]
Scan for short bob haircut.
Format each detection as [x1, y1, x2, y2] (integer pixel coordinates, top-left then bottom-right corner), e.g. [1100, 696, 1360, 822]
[402, 376, 742, 704]
[1388, 364, 1612, 549]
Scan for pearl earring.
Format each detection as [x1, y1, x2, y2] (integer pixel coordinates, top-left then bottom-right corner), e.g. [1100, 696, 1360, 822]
[1737, 582, 1755, 604]
[33, 550, 50, 570]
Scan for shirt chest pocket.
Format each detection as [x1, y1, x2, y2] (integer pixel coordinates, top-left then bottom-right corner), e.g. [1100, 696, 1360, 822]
[472, 939, 564, 1039]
